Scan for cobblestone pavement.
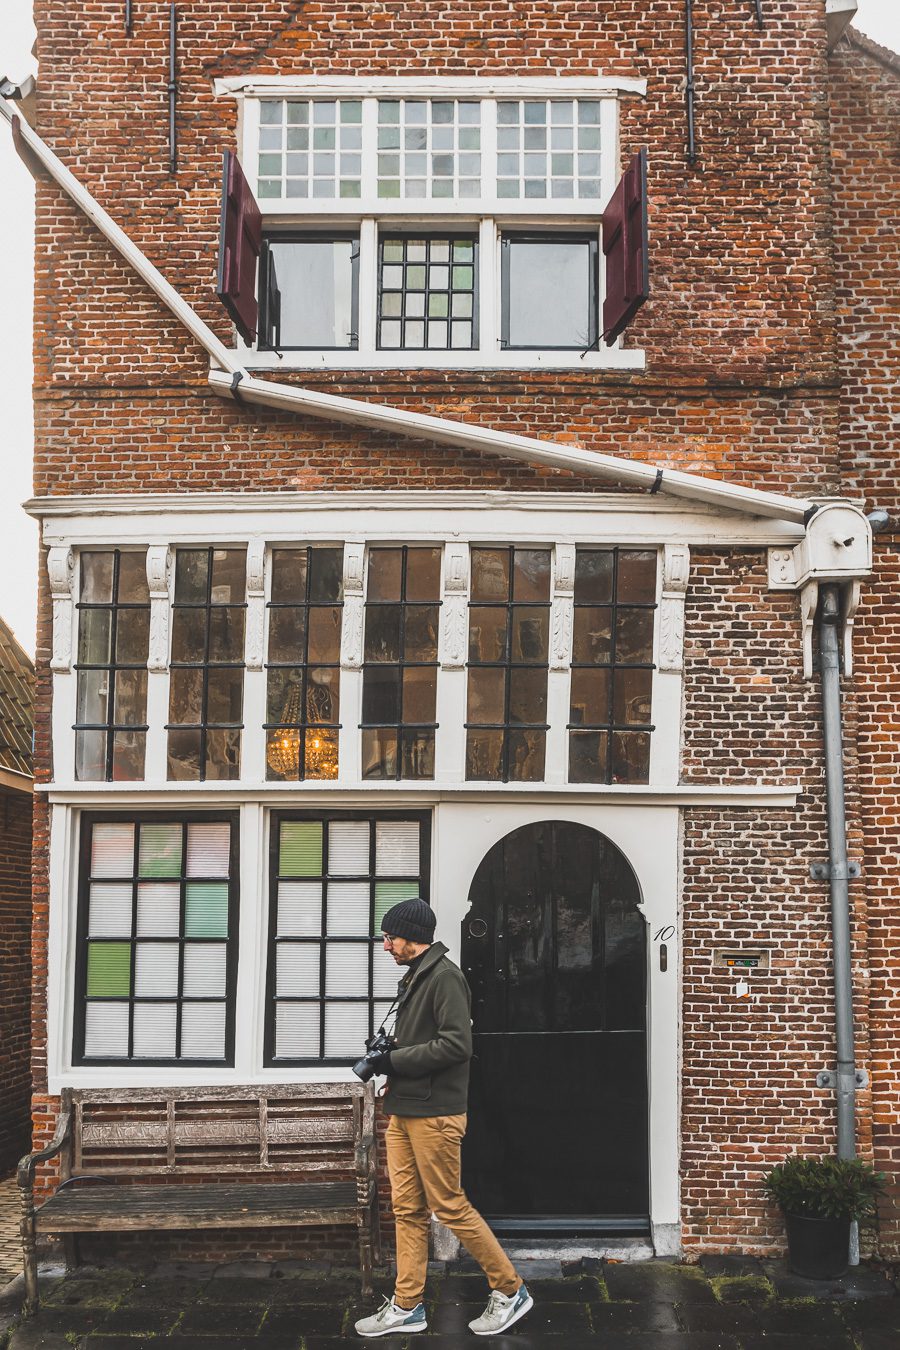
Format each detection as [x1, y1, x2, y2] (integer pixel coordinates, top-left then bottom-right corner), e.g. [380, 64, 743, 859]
[0, 1179, 20, 1289]
[0, 1254, 898, 1349]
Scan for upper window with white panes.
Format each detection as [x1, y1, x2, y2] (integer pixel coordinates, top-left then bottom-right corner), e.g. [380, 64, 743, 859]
[236, 80, 639, 369]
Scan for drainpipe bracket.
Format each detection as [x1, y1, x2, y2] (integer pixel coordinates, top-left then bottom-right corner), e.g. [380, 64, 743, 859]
[810, 860, 861, 881]
[816, 1069, 869, 1090]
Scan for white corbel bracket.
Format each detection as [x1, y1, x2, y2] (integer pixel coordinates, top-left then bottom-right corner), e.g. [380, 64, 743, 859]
[550, 544, 575, 671]
[769, 504, 871, 679]
[244, 538, 267, 671]
[47, 545, 75, 672]
[340, 541, 366, 670]
[658, 544, 690, 673]
[440, 542, 470, 671]
[798, 579, 862, 680]
[146, 545, 173, 672]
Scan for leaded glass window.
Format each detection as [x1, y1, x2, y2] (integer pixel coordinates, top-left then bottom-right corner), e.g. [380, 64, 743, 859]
[361, 547, 441, 780]
[167, 548, 247, 781]
[496, 99, 602, 200]
[76, 815, 238, 1064]
[378, 237, 477, 350]
[466, 547, 551, 782]
[257, 99, 363, 200]
[568, 549, 657, 783]
[265, 547, 343, 781]
[376, 99, 481, 200]
[74, 551, 150, 782]
[267, 813, 430, 1064]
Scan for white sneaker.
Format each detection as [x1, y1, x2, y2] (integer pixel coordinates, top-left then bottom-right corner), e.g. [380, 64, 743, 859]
[354, 1295, 428, 1337]
[468, 1283, 533, 1335]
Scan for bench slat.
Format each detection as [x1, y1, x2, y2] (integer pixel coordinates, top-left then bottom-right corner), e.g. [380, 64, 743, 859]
[36, 1181, 363, 1232]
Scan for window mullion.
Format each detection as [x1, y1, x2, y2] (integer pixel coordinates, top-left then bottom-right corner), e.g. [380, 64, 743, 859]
[361, 97, 379, 204]
[357, 218, 378, 355]
[478, 217, 498, 356]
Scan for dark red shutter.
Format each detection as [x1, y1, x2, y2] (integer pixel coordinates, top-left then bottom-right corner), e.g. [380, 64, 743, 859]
[601, 148, 649, 345]
[216, 150, 263, 345]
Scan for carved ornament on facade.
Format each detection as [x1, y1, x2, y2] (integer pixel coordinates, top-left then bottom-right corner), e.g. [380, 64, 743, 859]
[146, 544, 173, 672]
[658, 544, 690, 673]
[550, 543, 576, 671]
[47, 545, 76, 673]
[440, 542, 470, 670]
[340, 540, 366, 670]
[244, 538, 267, 672]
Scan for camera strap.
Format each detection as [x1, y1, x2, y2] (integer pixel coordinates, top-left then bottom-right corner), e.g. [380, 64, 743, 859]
[378, 959, 441, 1038]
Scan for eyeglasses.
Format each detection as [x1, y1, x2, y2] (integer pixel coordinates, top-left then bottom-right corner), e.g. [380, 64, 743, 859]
[382, 934, 400, 947]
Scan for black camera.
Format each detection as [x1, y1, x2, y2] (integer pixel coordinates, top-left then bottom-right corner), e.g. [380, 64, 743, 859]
[352, 1029, 394, 1082]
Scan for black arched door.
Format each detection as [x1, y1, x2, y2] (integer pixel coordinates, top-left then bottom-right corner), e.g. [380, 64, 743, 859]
[461, 820, 648, 1233]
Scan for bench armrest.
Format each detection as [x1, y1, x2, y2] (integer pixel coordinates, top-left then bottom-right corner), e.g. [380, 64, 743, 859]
[17, 1111, 72, 1196]
[355, 1132, 376, 1177]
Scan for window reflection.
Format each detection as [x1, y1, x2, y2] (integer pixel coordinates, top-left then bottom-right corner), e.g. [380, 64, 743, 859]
[568, 549, 656, 784]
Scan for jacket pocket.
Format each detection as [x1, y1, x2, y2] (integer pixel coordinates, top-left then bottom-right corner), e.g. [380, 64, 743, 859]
[394, 1075, 432, 1101]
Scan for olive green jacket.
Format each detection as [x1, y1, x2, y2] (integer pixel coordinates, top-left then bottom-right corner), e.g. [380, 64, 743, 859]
[383, 942, 473, 1118]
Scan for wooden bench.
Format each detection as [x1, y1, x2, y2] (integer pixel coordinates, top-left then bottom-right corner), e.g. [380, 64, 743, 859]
[18, 1083, 380, 1314]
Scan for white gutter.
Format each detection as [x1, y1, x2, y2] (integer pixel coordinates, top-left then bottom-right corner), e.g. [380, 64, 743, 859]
[1, 91, 816, 525]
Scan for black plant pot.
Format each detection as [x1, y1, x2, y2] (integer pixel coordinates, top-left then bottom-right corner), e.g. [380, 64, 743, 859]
[784, 1211, 851, 1279]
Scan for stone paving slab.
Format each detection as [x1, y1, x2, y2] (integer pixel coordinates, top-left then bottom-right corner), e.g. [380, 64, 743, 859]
[0, 1256, 898, 1348]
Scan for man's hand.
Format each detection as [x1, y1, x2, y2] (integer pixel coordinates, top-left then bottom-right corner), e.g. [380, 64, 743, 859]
[367, 1048, 393, 1077]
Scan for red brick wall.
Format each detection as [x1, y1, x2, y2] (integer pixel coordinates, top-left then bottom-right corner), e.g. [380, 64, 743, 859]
[0, 787, 33, 1173]
[829, 32, 900, 1256]
[679, 552, 872, 1253]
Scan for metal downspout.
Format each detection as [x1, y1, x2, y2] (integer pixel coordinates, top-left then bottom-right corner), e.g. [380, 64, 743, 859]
[818, 583, 857, 1164]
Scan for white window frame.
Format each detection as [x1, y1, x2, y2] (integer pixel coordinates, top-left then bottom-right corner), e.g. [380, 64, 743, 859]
[216, 75, 647, 372]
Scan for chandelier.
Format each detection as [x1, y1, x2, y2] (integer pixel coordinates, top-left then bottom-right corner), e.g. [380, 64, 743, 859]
[266, 674, 338, 779]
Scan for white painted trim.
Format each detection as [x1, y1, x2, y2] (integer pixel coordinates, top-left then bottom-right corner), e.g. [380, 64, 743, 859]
[236, 345, 643, 372]
[217, 75, 648, 98]
[39, 784, 801, 806]
[28, 492, 810, 544]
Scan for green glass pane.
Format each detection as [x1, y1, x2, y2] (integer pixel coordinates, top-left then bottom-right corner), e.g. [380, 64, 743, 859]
[139, 823, 183, 878]
[87, 942, 132, 997]
[375, 881, 421, 927]
[280, 822, 323, 877]
[185, 882, 229, 938]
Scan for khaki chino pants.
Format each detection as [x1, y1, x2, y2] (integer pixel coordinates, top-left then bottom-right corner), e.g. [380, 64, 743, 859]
[386, 1112, 520, 1308]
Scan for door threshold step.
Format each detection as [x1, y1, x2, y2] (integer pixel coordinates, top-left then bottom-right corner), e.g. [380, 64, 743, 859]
[450, 1236, 655, 1272]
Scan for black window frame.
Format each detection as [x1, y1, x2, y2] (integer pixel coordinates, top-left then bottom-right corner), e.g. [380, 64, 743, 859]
[265, 809, 432, 1067]
[465, 545, 552, 783]
[264, 545, 344, 781]
[73, 548, 150, 783]
[361, 545, 442, 782]
[166, 546, 247, 783]
[500, 231, 599, 351]
[258, 231, 361, 352]
[377, 230, 479, 352]
[567, 547, 657, 784]
[73, 810, 240, 1068]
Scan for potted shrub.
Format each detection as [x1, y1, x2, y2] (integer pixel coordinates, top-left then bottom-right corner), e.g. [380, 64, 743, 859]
[764, 1156, 886, 1279]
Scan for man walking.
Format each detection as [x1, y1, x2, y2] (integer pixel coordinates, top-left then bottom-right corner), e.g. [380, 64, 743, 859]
[354, 897, 533, 1338]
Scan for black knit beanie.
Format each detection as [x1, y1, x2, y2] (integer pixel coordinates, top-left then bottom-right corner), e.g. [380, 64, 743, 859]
[380, 897, 436, 945]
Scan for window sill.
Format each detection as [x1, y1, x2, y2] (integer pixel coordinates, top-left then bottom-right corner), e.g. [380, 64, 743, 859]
[236, 346, 646, 373]
[40, 780, 801, 807]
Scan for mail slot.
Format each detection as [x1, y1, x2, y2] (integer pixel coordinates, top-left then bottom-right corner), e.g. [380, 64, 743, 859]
[714, 949, 770, 972]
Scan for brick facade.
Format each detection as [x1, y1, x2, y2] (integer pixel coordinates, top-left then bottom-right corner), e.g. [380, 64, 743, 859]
[0, 787, 33, 1174]
[20, 0, 899, 1260]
